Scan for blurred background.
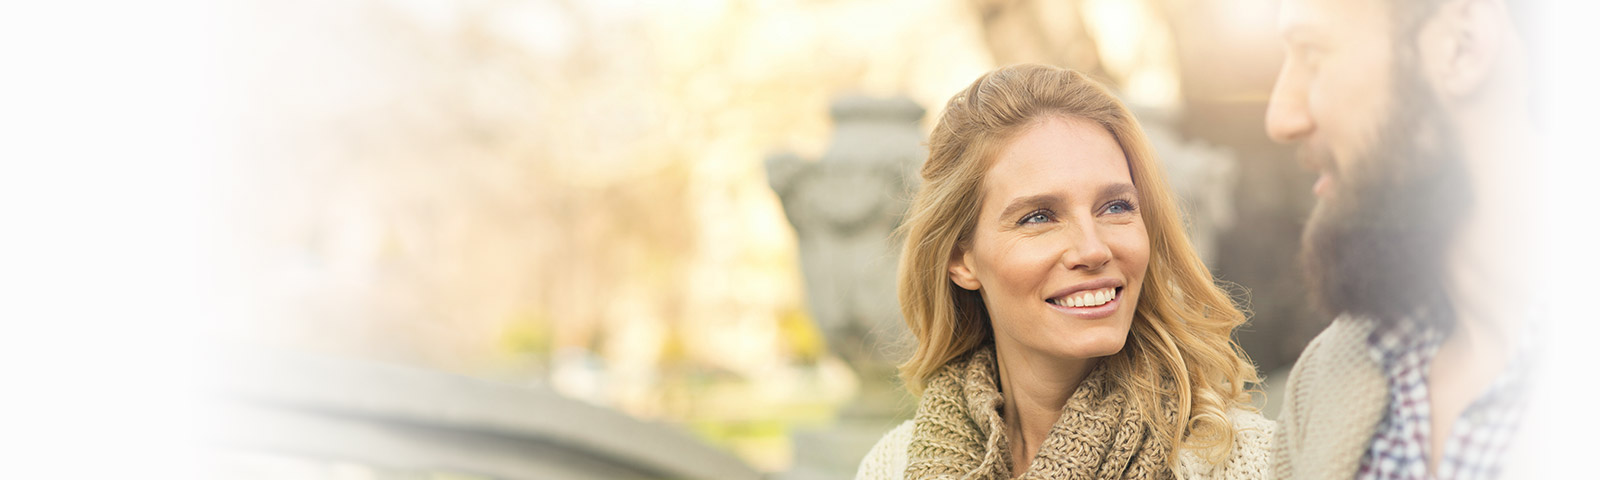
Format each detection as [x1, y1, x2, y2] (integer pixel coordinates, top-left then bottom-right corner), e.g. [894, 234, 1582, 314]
[211, 0, 1317, 477]
[3, 0, 1593, 479]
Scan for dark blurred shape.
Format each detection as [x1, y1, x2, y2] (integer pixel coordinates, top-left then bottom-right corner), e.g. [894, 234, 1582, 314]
[766, 95, 927, 480]
[766, 95, 924, 375]
[208, 348, 762, 480]
[1167, 0, 1322, 375]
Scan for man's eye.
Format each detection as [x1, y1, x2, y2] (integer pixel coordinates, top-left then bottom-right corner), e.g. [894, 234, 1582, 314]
[1293, 45, 1323, 69]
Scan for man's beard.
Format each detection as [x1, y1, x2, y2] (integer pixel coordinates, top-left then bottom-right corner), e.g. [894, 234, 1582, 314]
[1299, 71, 1471, 326]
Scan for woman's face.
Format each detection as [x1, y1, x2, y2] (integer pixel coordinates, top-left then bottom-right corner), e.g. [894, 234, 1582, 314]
[948, 115, 1149, 365]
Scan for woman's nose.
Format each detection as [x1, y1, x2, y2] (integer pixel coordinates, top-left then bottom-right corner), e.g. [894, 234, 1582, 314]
[1061, 225, 1113, 271]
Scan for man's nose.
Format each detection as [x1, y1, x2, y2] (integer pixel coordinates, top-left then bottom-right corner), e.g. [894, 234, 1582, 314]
[1266, 63, 1314, 143]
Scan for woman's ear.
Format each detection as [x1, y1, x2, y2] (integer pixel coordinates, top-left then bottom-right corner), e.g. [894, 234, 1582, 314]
[948, 244, 981, 291]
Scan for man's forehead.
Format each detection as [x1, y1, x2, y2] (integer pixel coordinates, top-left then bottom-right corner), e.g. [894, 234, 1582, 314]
[1276, 0, 1390, 39]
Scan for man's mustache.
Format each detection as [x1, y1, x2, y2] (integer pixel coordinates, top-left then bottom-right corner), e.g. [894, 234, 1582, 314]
[1296, 144, 1337, 177]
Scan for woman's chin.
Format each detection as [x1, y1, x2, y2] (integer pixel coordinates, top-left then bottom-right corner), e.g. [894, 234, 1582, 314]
[1049, 336, 1128, 362]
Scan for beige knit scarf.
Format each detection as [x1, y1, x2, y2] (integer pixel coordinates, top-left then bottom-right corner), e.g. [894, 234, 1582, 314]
[905, 345, 1175, 480]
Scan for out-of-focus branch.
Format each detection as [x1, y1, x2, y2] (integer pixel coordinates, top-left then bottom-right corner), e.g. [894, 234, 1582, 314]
[968, 0, 1111, 82]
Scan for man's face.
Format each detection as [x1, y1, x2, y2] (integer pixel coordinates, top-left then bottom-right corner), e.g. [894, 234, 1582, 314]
[1266, 0, 1469, 322]
[1266, 0, 1396, 194]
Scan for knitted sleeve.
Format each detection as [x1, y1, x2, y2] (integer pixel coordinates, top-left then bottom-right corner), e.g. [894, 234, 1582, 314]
[1271, 329, 1321, 480]
[1175, 408, 1275, 480]
[854, 420, 914, 480]
[1220, 408, 1274, 479]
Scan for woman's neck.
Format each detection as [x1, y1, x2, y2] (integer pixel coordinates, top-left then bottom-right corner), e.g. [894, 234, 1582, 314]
[993, 344, 1097, 474]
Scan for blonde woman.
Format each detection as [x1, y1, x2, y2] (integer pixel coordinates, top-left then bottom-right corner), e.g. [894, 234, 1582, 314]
[856, 64, 1272, 480]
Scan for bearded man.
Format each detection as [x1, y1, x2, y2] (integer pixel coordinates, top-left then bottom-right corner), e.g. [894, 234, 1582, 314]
[1263, 0, 1546, 478]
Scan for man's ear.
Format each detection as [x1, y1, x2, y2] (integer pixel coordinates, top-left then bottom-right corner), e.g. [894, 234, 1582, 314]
[1418, 0, 1508, 99]
[948, 244, 981, 291]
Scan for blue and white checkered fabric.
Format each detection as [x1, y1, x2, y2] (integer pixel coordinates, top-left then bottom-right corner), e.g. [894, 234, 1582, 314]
[1356, 320, 1530, 480]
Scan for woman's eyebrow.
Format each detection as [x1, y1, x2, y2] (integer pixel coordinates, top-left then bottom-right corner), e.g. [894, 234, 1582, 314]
[997, 194, 1061, 220]
[1099, 183, 1138, 200]
[996, 183, 1136, 219]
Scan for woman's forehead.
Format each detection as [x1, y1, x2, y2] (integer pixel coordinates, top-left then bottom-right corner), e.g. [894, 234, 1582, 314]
[980, 117, 1132, 204]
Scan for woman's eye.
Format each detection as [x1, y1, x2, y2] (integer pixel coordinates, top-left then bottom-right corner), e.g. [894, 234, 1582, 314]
[1021, 211, 1052, 224]
[1104, 200, 1135, 215]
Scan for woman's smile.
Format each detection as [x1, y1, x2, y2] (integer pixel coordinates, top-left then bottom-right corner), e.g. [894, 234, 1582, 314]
[1045, 286, 1123, 318]
[1044, 278, 1126, 319]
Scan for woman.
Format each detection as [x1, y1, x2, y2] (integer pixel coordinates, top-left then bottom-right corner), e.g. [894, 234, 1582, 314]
[856, 64, 1272, 479]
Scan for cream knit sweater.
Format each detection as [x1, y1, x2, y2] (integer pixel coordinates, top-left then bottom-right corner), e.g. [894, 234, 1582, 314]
[856, 407, 1274, 480]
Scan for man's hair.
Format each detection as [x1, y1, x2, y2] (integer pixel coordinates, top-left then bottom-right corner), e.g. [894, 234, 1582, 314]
[1388, 0, 1449, 34]
[1389, 0, 1546, 79]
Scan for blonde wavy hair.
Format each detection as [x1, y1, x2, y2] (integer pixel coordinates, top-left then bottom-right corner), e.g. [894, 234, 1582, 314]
[896, 64, 1260, 461]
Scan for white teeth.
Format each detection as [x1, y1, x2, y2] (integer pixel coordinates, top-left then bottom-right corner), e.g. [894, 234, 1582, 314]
[1050, 287, 1117, 308]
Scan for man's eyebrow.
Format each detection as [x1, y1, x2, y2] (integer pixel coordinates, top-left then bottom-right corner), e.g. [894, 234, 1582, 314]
[997, 194, 1062, 221]
[1279, 24, 1320, 45]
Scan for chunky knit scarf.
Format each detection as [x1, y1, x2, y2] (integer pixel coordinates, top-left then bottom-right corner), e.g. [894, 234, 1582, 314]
[905, 345, 1175, 480]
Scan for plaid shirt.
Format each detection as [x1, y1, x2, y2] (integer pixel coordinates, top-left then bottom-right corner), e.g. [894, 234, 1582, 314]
[1355, 320, 1532, 480]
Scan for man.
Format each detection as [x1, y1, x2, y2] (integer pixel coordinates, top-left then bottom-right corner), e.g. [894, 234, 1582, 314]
[1264, 0, 1544, 478]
